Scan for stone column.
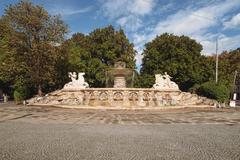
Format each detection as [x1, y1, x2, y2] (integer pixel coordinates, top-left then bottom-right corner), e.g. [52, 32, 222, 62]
[114, 76, 126, 88]
[155, 92, 163, 107]
[123, 91, 130, 107]
[92, 91, 99, 106]
[108, 90, 114, 106]
[84, 91, 90, 106]
[77, 91, 84, 105]
[137, 91, 145, 107]
[148, 91, 155, 107]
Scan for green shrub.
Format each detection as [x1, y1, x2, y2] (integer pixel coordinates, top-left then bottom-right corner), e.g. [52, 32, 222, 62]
[197, 81, 230, 103]
[136, 74, 155, 88]
[13, 90, 23, 104]
[13, 79, 29, 104]
[189, 84, 201, 93]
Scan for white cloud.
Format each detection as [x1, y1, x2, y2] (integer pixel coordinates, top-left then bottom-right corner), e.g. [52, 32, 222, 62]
[133, 33, 146, 45]
[116, 15, 142, 31]
[154, 0, 238, 36]
[100, 0, 127, 18]
[100, 0, 155, 31]
[134, 46, 144, 70]
[200, 34, 240, 54]
[132, 0, 240, 59]
[131, 0, 155, 16]
[49, 6, 92, 16]
[201, 40, 216, 54]
[224, 13, 240, 29]
[116, 17, 128, 26]
[219, 34, 240, 51]
[101, 0, 155, 18]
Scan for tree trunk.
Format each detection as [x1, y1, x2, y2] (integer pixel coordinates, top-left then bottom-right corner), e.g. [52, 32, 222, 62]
[38, 84, 42, 96]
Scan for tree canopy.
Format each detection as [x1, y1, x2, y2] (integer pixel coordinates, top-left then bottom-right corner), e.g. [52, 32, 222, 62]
[64, 25, 136, 87]
[0, 1, 68, 96]
[140, 33, 213, 91]
[209, 48, 240, 89]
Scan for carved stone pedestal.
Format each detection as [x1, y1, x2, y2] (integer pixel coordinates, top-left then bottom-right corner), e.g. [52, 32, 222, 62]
[114, 76, 126, 88]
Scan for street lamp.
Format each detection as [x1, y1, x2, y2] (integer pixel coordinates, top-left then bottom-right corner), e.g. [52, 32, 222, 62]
[191, 14, 221, 84]
[215, 37, 218, 84]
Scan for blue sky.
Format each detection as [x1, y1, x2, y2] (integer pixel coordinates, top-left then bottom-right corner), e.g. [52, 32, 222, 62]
[0, 0, 240, 68]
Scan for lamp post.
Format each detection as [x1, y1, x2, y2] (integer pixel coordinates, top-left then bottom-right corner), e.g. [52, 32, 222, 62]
[189, 14, 220, 84]
[215, 38, 218, 84]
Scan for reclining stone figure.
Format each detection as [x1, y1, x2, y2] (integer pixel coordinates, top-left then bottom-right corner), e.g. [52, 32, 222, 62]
[153, 72, 179, 90]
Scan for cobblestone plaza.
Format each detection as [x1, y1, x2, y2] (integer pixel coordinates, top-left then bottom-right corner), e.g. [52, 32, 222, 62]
[0, 103, 240, 160]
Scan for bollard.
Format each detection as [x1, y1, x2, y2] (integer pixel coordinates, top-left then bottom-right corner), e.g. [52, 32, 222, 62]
[233, 93, 237, 100]
[3, 94, 8, 103]
[229, 100, 236, 107]
[23, 100, 26, 106]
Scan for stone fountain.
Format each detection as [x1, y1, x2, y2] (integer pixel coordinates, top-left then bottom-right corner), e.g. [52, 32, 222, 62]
[106, 61, 134, 88]
[27, 61, 215, 108]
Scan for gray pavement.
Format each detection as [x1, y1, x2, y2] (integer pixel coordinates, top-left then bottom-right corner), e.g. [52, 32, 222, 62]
[0, 103, 240, 160]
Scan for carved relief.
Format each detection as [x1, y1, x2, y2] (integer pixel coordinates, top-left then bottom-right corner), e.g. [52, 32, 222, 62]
[99, 91, 108, 101]
[113, 92, 123, 101]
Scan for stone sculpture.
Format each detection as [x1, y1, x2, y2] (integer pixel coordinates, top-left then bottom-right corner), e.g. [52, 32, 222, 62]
[153, 72, 179, 90]
[64, 72, 89, 89]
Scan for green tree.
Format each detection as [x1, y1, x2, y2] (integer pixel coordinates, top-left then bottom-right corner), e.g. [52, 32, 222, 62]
[140, 33, 213, 90]
[0, 1, 68, 96]
[208, 48, 240, 92]
[65, 26, 136, 87]
[0, 17, 18, 94]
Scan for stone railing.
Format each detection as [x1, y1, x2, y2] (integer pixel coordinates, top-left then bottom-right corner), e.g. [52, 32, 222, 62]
[63, 88, 181, 107]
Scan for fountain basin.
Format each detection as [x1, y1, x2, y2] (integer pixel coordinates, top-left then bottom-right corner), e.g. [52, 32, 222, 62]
[27, 88, 215, 108]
